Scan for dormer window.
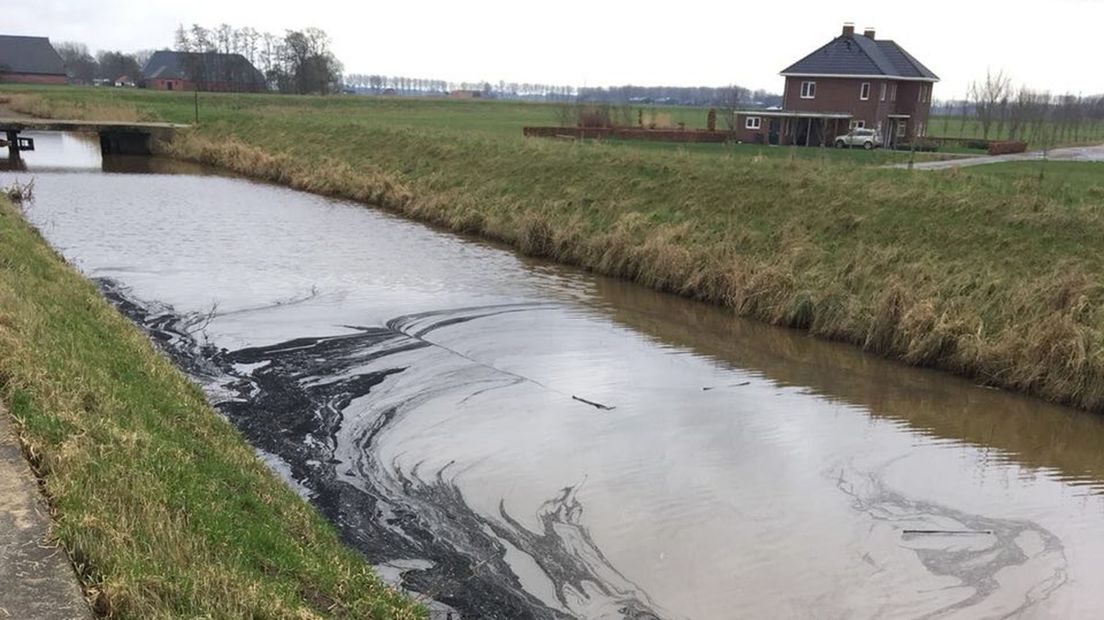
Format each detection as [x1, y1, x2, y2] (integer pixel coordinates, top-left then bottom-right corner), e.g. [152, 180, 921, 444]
[800, 81, 816, 99]
[860, 82, 870, 100]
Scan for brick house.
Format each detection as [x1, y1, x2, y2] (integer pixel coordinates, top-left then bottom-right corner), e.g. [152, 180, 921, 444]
[735, 24, 938, 148]
[0, 35, 67, 85]
[142, 50, 265, 92]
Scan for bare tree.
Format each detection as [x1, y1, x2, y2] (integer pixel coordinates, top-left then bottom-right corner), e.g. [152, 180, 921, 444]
[720, 84, 746, 133]
[54, 41, 98, 83]
[970, 69, 1012, 139]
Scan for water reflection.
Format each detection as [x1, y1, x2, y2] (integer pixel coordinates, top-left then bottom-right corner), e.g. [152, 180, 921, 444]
[583, 276, 1104, 494]
[1, 131, 102, 171]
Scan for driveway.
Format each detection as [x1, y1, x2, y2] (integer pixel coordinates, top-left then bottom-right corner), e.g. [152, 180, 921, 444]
[895, 143, 1104, 170]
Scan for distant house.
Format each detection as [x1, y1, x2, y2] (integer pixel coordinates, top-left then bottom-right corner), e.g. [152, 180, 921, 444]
[142, 50, 265, 92]
[735, 24, 938, 148]
[0, 35, 67, 85]
[114, 75, 136, 88]
[449, 90, 483, 99]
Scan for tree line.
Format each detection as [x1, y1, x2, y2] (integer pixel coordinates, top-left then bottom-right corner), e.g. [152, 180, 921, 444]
[577, 85, 780, 108]
[54, 42, 149, 84]
[343, 75, 580, 100]
[174, 24, 343, 94]
[934, 69, 1104, 145]
[342, 75, 780, 108]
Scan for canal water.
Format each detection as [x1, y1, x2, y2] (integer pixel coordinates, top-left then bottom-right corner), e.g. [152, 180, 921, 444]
[5, 133, 1104, 619]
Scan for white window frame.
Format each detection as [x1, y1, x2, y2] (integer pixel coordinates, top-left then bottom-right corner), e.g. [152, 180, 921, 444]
[860, 82, 870, 101]
[800, 81, 816, 99]
[880, 83, 887, 101]
[745, 116, 761, 130]
[849, 120, 865, 130]
[896, 122, 907, 138]
[890, 84, 897, 102]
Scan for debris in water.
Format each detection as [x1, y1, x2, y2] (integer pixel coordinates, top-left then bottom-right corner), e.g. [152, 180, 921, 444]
[902, 529, 995, 536]
[702, 381, 751, 391]
[3, 179, 34, 203]
[572, 395, 615, 410]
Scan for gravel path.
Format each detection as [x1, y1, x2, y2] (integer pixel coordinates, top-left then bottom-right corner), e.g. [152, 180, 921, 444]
[894, 143, 1104, 170]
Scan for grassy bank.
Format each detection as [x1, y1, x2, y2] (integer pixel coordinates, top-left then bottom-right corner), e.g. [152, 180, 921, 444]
[0, 193, 420, 617]
[7, 87, 1104, 418]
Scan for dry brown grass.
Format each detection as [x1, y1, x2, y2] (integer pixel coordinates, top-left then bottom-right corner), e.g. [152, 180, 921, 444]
[162, 129, 1104, 413]
[7, 93, 149, 123]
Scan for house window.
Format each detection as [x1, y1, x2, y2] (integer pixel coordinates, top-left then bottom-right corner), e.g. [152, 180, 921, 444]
[917, 122, 926, 137]
[849, 120, 865, 130]
[745, 116, 761, 130]
[880, 83, 887, 101]
[890, 84, 897, 102]
[860, 82, 870, 100]
[800, 81, 816, 99]
[896, 122, 907, 137]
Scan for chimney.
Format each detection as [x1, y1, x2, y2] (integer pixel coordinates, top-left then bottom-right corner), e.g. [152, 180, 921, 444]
[842, 22, 855, 37]
[863, 27, 876, 39]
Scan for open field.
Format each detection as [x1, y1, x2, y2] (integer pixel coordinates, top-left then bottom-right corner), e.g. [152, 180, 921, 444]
[6, 86, 1104, 413]
[0, 193, 421, 617]
[3, 85, 956, 163]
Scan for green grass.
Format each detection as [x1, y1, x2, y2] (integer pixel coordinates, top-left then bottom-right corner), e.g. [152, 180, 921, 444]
[0, 194, 421, 617]
[6, 86, 1104, 411]
[2, 85, 952, 163]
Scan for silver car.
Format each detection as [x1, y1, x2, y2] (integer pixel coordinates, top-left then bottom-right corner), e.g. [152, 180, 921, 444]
[834, 128, 882, 150]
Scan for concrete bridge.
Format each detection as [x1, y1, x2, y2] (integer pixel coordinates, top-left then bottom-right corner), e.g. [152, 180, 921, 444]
[0, 118, 190, 162]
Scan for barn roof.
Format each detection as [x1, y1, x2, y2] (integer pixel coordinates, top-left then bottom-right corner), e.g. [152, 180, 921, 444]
[781, 33, 939, 82]
[142, 50, 263, 84]
[0, 35, 66, 76]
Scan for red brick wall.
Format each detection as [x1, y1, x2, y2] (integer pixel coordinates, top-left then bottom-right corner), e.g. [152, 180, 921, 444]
[0, 73, 67, 85]
[895, 82, 934, 137]
[147, 78, 194, 91]
[782, 76, 934, 139]
[784, 76, 892, 128]
[733, 113, 773, 144]
[146, 78, 262, 92]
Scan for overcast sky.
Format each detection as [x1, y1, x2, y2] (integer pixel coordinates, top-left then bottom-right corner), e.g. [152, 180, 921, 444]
[8, 0, 1104, 98]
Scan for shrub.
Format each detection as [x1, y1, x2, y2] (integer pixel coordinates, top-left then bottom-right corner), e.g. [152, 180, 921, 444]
[988, 140, 1028, 155]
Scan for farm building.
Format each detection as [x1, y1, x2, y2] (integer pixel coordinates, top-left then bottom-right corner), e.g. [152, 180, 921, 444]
[0, 35, 67, 85]
[142, 50, 265, 92]
[735, 24, 938, 148]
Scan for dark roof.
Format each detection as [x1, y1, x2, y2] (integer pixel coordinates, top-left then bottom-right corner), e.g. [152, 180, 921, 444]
[142, 50, 264, 84]
[781, 34, 938, 81]
[0, 35, 66, 76]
